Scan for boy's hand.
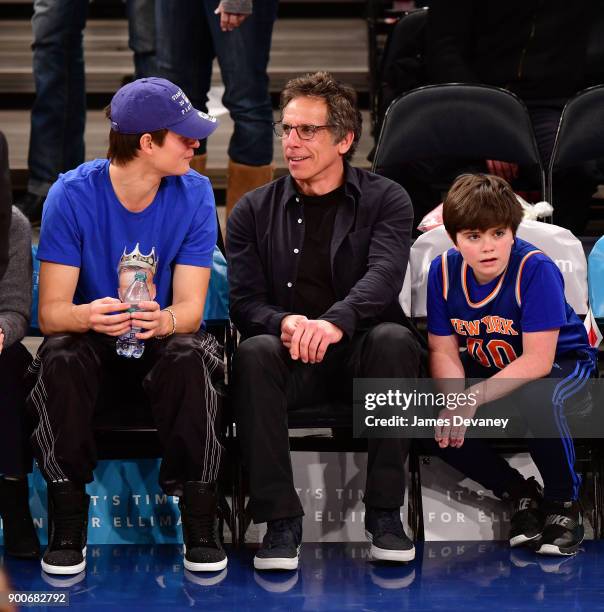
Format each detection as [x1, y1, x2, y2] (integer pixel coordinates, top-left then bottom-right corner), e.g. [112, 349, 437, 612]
[130, 300, 163, 340]
[84, 298, 132, 337]
[434, 402, 478, 448]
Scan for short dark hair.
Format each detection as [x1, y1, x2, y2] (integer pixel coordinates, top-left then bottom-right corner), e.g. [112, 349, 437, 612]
[280, 71, 362, 162]
[443, 174, 524, 242]
[104, 105, 168, 166]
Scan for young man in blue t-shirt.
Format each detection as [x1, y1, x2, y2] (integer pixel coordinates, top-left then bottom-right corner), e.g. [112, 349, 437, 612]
[427, 173, 597, 556]
[27, 78, 227, 575]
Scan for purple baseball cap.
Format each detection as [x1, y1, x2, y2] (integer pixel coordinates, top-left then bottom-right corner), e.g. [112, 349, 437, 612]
[109, 77, 219, 139]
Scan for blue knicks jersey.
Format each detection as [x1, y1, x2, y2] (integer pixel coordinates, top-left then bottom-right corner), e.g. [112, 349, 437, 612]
[427, 238, 595, 370]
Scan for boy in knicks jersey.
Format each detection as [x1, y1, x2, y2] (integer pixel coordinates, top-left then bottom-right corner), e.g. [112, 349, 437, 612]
[426, 173, 597, 556]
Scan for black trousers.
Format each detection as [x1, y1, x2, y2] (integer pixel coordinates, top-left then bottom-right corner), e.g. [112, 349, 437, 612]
[233, 322, 423, 523]
[0, 341, 33, 475]
[427, 351, 597, 502]
[25, 331, 224, 496]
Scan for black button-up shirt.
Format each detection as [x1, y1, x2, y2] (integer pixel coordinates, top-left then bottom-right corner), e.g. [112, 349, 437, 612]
[226, 164, 414, 339]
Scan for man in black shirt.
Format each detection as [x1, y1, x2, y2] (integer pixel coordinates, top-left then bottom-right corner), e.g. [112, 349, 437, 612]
[227, 71, 422, 571]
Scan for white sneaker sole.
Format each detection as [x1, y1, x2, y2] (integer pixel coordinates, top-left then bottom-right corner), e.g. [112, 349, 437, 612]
[510, 533, 541, 548]
[41, 546, 87, 575]
[536, 543, 580, 557]
[183, 557, 228, 572]
[183, 545, 228, 572]
[366, 531, 415, 562]
[370, 544, 415, 563]
[254, 547, 300, 571]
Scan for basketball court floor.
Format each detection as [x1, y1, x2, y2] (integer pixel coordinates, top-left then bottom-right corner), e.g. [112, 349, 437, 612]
[3, 541, 604, 611]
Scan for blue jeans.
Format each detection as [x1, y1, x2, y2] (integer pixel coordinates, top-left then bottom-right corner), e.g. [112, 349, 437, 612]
[126, 0, 158, 78]
[155, 0, 277, 165]
[28, 0, 88, 196]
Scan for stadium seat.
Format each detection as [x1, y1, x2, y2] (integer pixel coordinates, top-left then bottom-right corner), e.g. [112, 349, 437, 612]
[403, 219, 589, 320]
[372, 83, 546, 226]
[548, 84, 604, 227]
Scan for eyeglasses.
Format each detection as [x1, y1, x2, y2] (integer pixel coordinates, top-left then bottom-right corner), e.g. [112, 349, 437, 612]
[272, 122, 335, 140]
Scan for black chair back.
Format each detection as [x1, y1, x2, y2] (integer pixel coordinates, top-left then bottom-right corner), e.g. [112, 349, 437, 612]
[549, 85, 604, 174]
[372, 83, 545, 197]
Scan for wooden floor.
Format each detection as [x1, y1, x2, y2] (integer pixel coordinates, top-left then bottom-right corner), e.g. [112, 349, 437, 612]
[0, 18, 368, 94]
[0, 17, 371, 188]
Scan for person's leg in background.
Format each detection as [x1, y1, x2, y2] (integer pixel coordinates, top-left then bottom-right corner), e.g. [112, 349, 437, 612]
[126, 0, 158, 79]
[204, 0, 278, 215]
[18, 0, 89, 224]
[0, 342, 39, 559]
[154, 0, 212, 175]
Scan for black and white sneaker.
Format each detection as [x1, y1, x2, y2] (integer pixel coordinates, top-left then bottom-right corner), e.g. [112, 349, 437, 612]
[508, 477, 544, 548]
[536, 500, 583, 556]
[41, 481, 89, 575]
[179, 482, 227, 572]
[365, 508, 415, 563]
[254, 517, 302, 571]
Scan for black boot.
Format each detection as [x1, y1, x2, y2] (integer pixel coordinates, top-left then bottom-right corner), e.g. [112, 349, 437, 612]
[179, 482, 227, 572]
[0, 476, 40, 559]
[41, 481, 89, 575]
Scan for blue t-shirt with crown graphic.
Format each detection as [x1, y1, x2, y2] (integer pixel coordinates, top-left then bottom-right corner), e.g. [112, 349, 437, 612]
[37, 159, 217, 309]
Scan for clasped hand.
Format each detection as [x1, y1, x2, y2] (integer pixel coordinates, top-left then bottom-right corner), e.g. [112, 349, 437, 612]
[280, 315, 343, 364]
[87, 297, 162, 340]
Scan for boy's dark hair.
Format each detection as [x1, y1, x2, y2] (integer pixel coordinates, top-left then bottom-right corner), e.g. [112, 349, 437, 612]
[280, 71, 362, 162]
[104, 105, 168, 166]
[443, 174, 523, 242]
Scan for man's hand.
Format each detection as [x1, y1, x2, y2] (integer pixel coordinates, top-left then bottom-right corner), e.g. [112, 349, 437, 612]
[486, 160, 519, 183]
[434, 401, 478, 449]
[130, 300, 163, 340]
[215, 2, 249, 31]
[84, 297, 132, 337]
[0, 327, 4, 353]
[286, 318, 343, 364]
[280, 314, 308, 348]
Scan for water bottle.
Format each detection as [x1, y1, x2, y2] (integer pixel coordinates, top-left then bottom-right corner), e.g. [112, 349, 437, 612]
[116, 271, 150, 359]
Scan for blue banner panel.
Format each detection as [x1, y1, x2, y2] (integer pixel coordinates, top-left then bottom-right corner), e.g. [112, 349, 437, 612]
[0, 460, 183, 545]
